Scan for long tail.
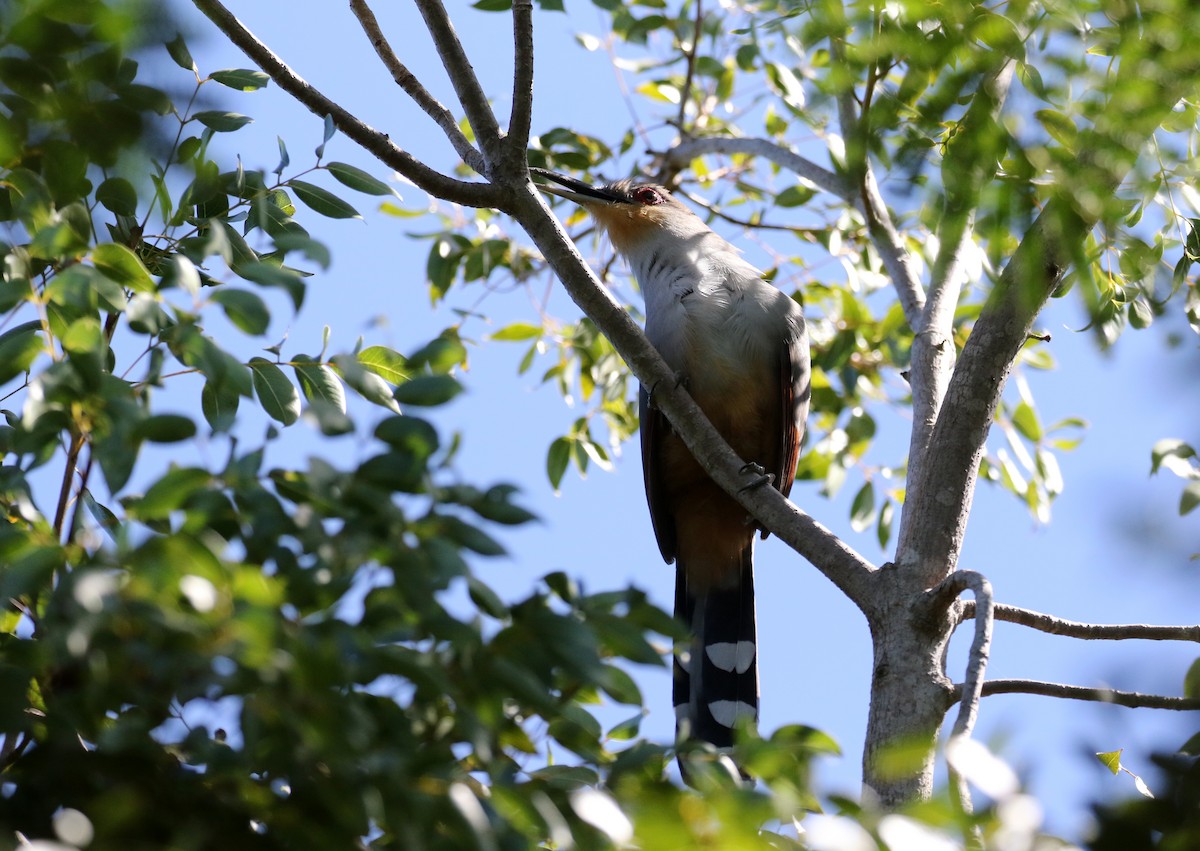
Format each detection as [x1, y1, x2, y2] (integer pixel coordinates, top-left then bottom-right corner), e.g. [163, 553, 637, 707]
[672, 546, 758, 753]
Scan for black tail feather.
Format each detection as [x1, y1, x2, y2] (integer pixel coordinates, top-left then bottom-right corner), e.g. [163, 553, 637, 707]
[672, 548, 758, 753]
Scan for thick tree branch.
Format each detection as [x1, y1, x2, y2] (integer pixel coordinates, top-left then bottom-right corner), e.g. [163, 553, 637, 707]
[960, 602, 1200, 642]
[414, 0, 505, 165]
[507, 0, 534, 158]
[191, 0, 501, 208]
[510, 180, 878, 609]
[898, 63, 1015, 553]
[894, 49, 1200, 589]
[663, 136, 926, 327]
[348, 0, 486, 176]
[955, 680, 1200, 711]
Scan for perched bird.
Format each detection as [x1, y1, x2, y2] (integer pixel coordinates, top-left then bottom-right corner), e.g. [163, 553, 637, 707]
[538, 171, 811, 763]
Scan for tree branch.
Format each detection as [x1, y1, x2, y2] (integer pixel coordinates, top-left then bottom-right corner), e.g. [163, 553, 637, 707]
[960, 601, 1200, 642]
[191, 0, 501, 209]
[507, 0, 534, 158]
[931, 570, 994, 831]
[348, 0, 486, 176]
[663, 136, 926, 327]
[954, 680, 1200, 711]
[414, 0, 505, 166]
[896, 61, 1015, 566]
[509, 180, 879, 608]
[893, 47, 1200, 589]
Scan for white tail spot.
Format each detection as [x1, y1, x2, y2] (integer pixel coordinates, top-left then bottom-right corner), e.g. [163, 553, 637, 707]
[705, 641, 755, 674]
[707, 699, 757, 728]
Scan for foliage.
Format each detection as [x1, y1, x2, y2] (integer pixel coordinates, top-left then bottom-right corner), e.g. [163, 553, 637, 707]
[2, 0, 1199, 847]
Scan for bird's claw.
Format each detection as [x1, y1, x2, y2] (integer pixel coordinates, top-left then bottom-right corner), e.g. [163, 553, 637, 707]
[737, 462, 774, 493]
[646, 371, 689, 406]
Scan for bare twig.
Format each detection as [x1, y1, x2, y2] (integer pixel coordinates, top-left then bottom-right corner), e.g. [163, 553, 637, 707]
[665, 136, 926, 328]
[666, 136, 853, 202]
[960, 601, 1200, 642]
[508, 0, 534, 158]
[674, 0, 703, 134]
[956, 680, 1200, 710]
[414, 0, 504, 163]
[190, 0, 501, 208]
[348, 0, 486, 175]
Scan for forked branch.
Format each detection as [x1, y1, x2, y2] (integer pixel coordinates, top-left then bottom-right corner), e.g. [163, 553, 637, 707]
[191, 0, 501, 208]
[953, 680, 1200, 711]
[348, 0, 486, 175]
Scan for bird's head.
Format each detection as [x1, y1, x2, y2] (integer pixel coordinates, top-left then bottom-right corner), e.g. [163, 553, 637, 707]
[534, 169, 704, 256]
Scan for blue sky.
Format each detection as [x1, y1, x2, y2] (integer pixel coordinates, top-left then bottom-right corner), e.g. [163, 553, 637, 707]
[155, 2, 1200, 838]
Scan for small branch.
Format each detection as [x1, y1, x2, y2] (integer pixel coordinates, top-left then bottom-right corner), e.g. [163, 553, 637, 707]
[414, 0, 504, 165]
[191, 0, 501, 209]
[960, 601, 1200, 642]
[958, 680, 1200, 710]
[507, 0, 534, 158]
[930, 570, 994, 831]
[860, 166, 926, 327]
[53, 434, 85, 541]
[348, 0, 486, 175]
[674, 0, 704, 134]
[665, 136, 854, 203]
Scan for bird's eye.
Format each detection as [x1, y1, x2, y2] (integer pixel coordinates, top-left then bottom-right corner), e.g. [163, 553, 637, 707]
[632, 186, 664, 206]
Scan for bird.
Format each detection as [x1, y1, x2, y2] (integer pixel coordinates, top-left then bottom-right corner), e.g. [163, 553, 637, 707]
[536, 170, 811, 768]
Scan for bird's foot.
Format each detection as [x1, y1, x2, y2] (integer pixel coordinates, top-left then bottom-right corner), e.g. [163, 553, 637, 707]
[737, 462, 774, 493]
[646, 371, 689, 406]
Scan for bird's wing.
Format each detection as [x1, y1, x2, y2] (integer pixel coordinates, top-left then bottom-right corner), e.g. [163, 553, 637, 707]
[775, 324, 811, 502]
[640, 385, 677, 564]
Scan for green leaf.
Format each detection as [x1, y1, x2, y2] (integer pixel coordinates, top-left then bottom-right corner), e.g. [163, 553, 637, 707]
[201, 380, 239, 433]
[357, 345, 408, 384]
[292, 355, 346, 412]
[289, 180, 361, 219]
[326, 162, 395, 197]
[0, 321, 44, 385]
[333, 355, 401, 412]
[249, 357, 301, 425]
[1151, 438, 1196, 475]
[130, 467, 212, 520]
[192, 111, 254, 132]
[489, 322, 542, 342]
[93, 243, 156, 293]
[467, 575, 509, 618]
[96, 177, 138, 216]
[1182, 482, 1200, 516]
[166, 33, 196, 71]
[1012, 401, 1042, 441]
[134, 414, 198, 444]
[849, 480, 875, 532]
[209, 68, 270, 91]
[876, 499, 893, 550]
[1096, 749, 1123, 775]
[1036, 109, 1077, 149]
[407, 334, 466, 374]
[392, 375, 463, 407]
[1184, 658, 1200, 699]
[375, 415, 439, 460]
[211, 288, 271, 336]
[547, 437, 571, 491]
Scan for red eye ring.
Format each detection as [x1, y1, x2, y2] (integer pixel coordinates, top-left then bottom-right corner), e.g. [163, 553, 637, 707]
[632, 186, 663, 206]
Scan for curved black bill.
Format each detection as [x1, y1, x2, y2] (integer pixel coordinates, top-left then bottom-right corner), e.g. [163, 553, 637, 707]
[531, 167, 627, 205]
